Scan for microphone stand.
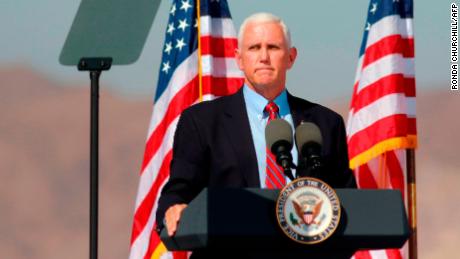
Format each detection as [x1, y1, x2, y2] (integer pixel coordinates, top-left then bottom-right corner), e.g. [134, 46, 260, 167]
[274, 147, 296, 181]
[296, 156, 323, 179]
[283, 166, 295, 181]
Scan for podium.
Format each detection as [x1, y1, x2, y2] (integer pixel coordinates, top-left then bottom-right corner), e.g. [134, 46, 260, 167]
[160, 188, 409, 259]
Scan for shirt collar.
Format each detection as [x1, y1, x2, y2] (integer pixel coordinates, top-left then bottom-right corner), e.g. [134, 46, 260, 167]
[243, 84, 290, 117]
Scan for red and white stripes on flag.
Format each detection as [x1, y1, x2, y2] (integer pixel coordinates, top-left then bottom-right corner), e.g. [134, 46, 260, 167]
[346, 1, 417, 259]
[129, 1, 243, 258]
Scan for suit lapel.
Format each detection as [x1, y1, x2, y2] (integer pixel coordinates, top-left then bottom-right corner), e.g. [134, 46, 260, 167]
[222, 89, 260, 187]
[287, 92, 316, 166]
[287, 91, 317, 126]
[287, 92, 304, 128]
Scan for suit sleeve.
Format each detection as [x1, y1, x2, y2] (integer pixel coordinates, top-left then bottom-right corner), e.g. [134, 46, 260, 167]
[155, 108, 209, 232]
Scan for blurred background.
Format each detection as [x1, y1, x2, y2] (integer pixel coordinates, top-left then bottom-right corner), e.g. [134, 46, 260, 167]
[1, 0, 458, 258]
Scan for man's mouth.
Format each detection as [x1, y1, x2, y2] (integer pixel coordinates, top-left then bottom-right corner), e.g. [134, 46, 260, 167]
[255, 68, 273, 72]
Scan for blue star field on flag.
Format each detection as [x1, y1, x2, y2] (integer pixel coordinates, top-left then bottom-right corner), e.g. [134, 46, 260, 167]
[359, 0, 414, 56]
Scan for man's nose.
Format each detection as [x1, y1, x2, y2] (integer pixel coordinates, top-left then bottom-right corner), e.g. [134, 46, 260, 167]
[259, 47, 269, 62]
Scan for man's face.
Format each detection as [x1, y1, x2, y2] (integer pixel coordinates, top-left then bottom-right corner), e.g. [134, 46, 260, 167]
[236, 21, 297, 96]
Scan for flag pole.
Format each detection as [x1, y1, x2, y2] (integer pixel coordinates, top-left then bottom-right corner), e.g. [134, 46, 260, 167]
[406, 149, 417, 259]
[196, 0, 203, 102]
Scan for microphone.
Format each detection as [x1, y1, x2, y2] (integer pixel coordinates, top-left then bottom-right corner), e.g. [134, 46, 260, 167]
[295, 122, 323, 176]
[265, 118, 295, 181]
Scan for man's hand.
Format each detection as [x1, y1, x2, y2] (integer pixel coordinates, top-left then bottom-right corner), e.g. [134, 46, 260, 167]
[164, 204, 188, 236]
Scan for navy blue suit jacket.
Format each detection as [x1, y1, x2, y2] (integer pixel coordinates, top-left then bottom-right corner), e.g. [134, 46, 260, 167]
[156, 88, 356, 232]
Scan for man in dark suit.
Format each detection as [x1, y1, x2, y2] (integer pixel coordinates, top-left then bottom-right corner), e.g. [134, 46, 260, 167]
[156, 12, 356, 238]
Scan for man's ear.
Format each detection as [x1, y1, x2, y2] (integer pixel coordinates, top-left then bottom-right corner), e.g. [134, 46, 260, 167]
[235, 48, 244, 70]
[287, 47, 297, 69]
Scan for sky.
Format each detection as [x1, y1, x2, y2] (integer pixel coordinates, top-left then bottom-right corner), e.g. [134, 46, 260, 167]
[0, 0, 450, 102]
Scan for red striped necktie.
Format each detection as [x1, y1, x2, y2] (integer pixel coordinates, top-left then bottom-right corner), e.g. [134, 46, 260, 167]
[264, 101, 286, 189]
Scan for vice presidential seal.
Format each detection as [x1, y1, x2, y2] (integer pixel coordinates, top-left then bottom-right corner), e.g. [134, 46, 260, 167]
[276, 177, 341, 244]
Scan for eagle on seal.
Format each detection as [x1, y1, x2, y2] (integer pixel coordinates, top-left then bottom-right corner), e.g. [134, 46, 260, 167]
[293, 199, 323, 225]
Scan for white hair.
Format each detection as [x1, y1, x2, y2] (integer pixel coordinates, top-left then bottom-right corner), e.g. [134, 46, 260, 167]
[238, 12, 292, 48]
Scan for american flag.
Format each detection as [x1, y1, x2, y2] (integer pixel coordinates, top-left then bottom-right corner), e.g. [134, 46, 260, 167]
[129, 0, 243, 258]
[346, 0, 417, 258]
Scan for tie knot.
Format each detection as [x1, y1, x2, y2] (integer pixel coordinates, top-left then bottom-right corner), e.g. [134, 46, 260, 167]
[264, 101, 279, 120]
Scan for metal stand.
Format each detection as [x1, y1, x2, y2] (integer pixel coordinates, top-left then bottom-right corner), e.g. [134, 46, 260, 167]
[78, 57, 112, 259]
[59, 1, 160, 258]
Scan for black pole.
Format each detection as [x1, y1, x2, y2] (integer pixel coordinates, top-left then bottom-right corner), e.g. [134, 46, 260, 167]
[90, 70, 100, 259]
[407, 149, 417, 259]
[78, 57, 112, 259]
